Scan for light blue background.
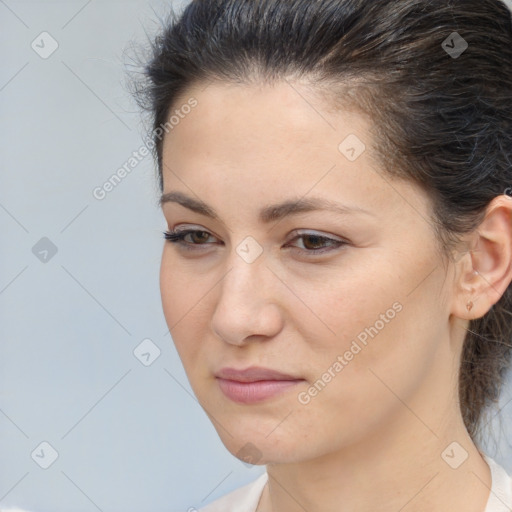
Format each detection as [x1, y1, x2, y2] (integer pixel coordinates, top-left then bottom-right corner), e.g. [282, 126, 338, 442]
[1, 1, 511, 511]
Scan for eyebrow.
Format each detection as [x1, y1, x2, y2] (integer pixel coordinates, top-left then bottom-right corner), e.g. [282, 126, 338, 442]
[159, 191, 374, 223]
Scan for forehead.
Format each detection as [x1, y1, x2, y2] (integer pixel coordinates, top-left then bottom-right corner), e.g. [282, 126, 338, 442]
[159, 80, 432, 232]
[161, 80, 372, 172]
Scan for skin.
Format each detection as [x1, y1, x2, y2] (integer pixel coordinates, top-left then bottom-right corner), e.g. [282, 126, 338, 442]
[159, 80, 512, 512]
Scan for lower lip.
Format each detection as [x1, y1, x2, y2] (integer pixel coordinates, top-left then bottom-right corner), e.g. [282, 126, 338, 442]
[217, 378, 304, 404]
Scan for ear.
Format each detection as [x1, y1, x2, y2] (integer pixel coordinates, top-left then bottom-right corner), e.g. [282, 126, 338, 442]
[452, 195, 512, 320]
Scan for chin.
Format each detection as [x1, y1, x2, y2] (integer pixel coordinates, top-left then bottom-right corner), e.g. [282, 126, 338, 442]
[209, 418, 311, 465]
[198, 386, 326, 463]
[224, 437, 299, 466]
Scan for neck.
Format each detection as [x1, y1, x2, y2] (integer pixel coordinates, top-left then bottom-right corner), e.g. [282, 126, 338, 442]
[258, 402, 491, 512]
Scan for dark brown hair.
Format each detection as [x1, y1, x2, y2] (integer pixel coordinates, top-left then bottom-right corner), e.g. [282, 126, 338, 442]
[130, 0, 512, 446]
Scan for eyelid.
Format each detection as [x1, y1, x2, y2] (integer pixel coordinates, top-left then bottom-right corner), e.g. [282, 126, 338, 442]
[285, 231, 348, 253]
[291, 229, 346, 242]
[164, 226, 349, 255]
[170, 225, 346, 240]
[168, 226, 346, 243]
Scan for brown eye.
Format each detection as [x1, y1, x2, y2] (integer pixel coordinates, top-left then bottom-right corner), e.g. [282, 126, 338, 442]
[287, 232, 348, 255]
[188, 231, 211, 244]
[163, 229, 219, 251]
[301, 234, 332, 250]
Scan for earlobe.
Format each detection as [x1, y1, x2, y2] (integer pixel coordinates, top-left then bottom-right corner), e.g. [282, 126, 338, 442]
[466, 296, 474, 313]
[452, 265, 480, 320]
[452, 195, 512, 320]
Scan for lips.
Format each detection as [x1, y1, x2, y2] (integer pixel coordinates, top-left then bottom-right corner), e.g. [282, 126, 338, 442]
[216, 366, 300, 382]
[215, 366, 305, 404]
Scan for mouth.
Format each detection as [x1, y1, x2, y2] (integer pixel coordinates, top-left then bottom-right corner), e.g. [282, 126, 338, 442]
[215, 366, 306, 404]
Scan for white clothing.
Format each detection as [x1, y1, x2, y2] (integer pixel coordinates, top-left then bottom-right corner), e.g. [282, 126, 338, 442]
[198, 454, 512, 512]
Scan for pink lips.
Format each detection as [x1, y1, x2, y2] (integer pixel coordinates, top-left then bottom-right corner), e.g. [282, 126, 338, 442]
[215, 366, 305, 404]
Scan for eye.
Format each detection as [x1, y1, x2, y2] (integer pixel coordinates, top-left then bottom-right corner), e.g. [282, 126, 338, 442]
[163, 228, 347, 255]
[163, 229, 219, 251]
[285, 231, 347, 254]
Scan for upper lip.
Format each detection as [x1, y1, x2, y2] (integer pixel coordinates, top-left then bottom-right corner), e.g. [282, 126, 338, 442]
[215, 366, 302, 382]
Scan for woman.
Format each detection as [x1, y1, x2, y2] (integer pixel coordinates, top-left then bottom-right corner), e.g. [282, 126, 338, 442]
[133, 0, 512, 510]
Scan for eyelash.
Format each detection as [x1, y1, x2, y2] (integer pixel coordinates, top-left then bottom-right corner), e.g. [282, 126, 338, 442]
[162, 229, 347, 255]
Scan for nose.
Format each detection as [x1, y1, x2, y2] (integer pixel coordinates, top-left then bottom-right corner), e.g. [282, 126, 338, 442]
[210, 252, 285, 346]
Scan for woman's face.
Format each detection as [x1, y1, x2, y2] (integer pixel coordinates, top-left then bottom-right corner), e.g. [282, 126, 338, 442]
[159, 81, 460, 464]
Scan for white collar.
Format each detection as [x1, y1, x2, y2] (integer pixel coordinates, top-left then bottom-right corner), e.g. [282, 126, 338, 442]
[483, 454, 512, 512]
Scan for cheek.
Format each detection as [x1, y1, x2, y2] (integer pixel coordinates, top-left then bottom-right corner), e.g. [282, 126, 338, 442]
[294, 260, 402, 353]
[303, 267, 447, 406]
[159, 252, 209, 364]
[160, 247, 212, 322]
[160, 254, 182, 329]
[295, 253, 448, 399]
